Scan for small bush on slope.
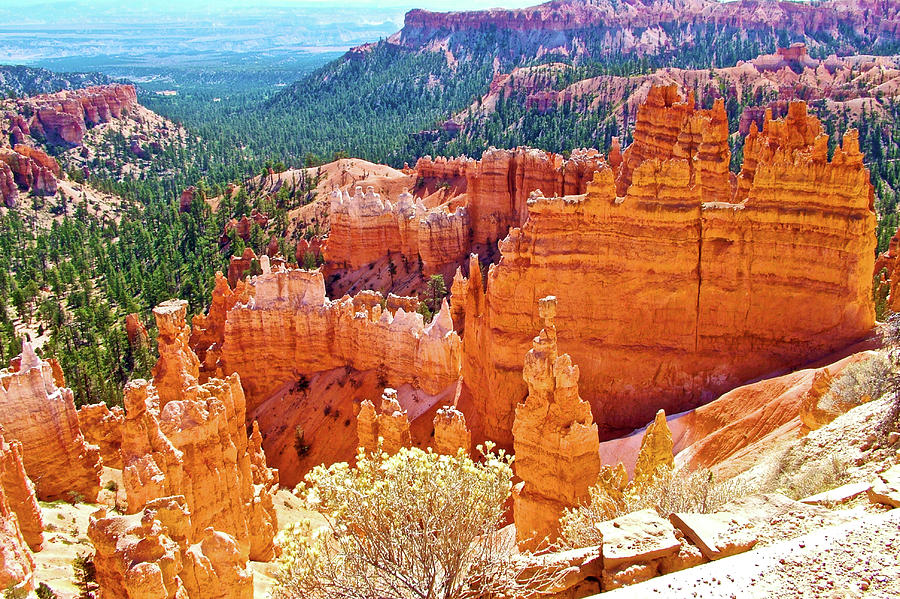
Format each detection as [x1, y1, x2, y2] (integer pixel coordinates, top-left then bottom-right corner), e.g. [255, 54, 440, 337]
[273, 444, 558, 599]
[559, 468, 753, 549]
[821, 352, 894, 414]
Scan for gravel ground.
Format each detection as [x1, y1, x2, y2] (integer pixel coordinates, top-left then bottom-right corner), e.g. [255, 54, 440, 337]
[602, 508, 900, 598]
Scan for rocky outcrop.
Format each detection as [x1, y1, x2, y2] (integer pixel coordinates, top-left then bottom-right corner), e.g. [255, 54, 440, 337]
[874, 227, 900, 313]
[395, 0, 898, 56]
[460, 90, 876, 447]
[632, 410, 674, 487]
[0, 146, 58, 198]
[512, 296, 601, 550]
[88, 496, 253, 599]
[0, 162, 16, 207]
[24, 85, 138, 146]
[0, 448, 34, 593]
[227, 247, 258, 288]
[324, 149, 605, 277]
[125, 313, 149, 348]
[120, 300, 278, 563]
[0, 433, 42, 552]
[77, 403, 125, 469]
[214, 267, 461, 415]
[433, 404, 471, 455]
[0, 343, 101, 501]
[357, 389, 411, 455]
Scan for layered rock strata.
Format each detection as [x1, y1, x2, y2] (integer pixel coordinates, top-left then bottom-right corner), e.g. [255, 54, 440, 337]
[214, 268, 461, 415]
[324, 149, 606, 275]
[512, 296, 601, 550]
[120, 300, 278, 563]
[0, 343, 102, 501]
[20, 84, 138, 146]
[461, 89, 876, 446]
[0, 452, 34, 593]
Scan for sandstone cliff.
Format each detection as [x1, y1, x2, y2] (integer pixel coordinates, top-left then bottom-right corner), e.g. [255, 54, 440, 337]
[77, 403, 125, 469]
[324, 149, 606, 279]
[120, 300, 278, 563]
[512, 296, 601, 550]
[0, 434, 43, 552]
[460, 88, 876, 446]
[0, 343, 102, 501]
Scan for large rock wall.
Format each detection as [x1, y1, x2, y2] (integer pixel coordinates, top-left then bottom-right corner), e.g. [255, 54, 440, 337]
[461, 90, 876, 446]
[120, 300, 278, 563]
[0, 343, 102, 501]
[216, 268, 462, 414]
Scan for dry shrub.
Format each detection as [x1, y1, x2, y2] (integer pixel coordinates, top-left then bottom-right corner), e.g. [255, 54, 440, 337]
[274, 444, 559, 599]
[821, 352, 894, 414]
[560, 467, 753, 549]
[770, 453, 848, 501]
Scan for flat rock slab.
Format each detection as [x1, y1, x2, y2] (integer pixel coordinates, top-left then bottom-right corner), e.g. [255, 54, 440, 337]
[669, 511, 757, 560]
[596, 509, 680, 569]
[868, 464, 900, 508]
[598, 508, 900, 598]
[801, 481, 871, 506]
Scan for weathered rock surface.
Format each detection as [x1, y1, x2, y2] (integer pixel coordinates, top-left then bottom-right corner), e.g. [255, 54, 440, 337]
[512, 296, 601, 550]
[210, 266, 461, 417]
[632, 410, 674, 487]
[89, 496, 253, 599]
[23, 84, 138, 146]
[324, 148, 605, 276]
[669, 512, 757, 561]
[0, 445, 34, 593]
[433, 404, 471, 455]
[0, 433, 43, 552]
[0, 343, 101, 501]
[868, 464, 900, 508]
[77, 403, 125, 469]
[357, 389, 412, 455]
[461, 89, 876, 447]
[120, 299, 279, 563]
[596, 509, 681, 590]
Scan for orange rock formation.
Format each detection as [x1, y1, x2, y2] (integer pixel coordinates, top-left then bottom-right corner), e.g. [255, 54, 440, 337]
[89, 496, 253, 599]
[632, 410, 675, 486]
[77, 403, 125, 469]
[512, 296, 601, 550]
[0, 433, 43, 552]
[0, 343, 102, 501]
[433, 404, 471, 455]
[357, 389, 412, 455]
[120, 300, 278, 563]
[212, 266, 461, 413]
[324, 148, 607, 276]
[0, 447, 34, 593]
[460, 88, 876, 446]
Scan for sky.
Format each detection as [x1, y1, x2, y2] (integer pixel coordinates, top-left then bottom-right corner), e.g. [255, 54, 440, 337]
[0, 0, 543, 64]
